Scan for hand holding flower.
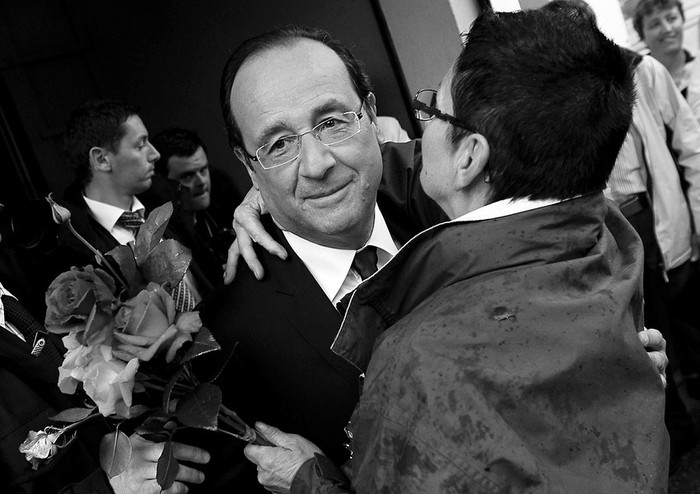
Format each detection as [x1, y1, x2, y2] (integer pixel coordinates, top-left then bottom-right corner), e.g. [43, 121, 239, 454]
[106, 433, 210, 494]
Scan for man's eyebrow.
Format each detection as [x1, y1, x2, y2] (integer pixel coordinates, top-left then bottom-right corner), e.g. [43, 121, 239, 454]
[257, 122, 292, 147]
[256, 99, 357, 145]
[312, 100, 354, 117]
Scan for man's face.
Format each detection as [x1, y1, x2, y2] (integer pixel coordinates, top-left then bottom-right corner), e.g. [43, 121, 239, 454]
[108, 115, 160, 196]
[420, 69, 457, 213]
[229, 39, 383, 249]
[642, 5, 684, 58]
[166, 146, 211, 211]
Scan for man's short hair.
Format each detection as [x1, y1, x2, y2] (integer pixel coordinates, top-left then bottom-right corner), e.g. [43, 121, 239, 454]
[450, 10, 634, 201]
[151, 127, 207, 176]
[219, 25, 373, 150]
[633, 0, 684, 39]
[64, 100, 139, 188]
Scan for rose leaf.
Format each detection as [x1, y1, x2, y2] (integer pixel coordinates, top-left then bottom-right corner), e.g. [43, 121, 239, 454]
[105, 245, 144, 294]
[156, 439, 180, 490]
[163, 366, 186, 413]
[48, 406, 97, 423]
[176, 383, 221, 430]
[119, 404, 151, 420]
[141, 239, 192, 288]
[134, 202, 173, 264]
[180, 326, 222, 364]
[99, 430, 132, 479]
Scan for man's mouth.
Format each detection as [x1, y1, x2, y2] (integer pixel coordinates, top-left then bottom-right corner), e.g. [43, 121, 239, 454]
[304, 181, 351, 202]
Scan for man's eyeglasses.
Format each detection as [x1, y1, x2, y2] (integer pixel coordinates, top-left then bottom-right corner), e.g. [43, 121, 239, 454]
[239, 107, 364, 170]
[412, 89, 473, 131]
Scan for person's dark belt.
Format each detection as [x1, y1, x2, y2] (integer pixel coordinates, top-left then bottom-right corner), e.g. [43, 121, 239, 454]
[619, 193, 651, 218]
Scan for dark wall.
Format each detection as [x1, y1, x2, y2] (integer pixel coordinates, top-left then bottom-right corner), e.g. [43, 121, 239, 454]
[0, 0, 414, 205]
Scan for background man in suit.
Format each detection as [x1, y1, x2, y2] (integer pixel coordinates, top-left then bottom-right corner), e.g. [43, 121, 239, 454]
[53, 100, 218, 312]
[151, 127, 238, 269]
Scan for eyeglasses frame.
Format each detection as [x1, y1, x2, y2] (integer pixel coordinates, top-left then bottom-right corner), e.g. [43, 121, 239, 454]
[238, 104, 365, 170]
[412, 89, 473, 132]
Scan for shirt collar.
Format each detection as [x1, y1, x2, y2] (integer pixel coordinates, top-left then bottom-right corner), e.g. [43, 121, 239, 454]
[283, 204, 398, 302]
[453, 196, 566, 222]
[83, 195, 145, 232]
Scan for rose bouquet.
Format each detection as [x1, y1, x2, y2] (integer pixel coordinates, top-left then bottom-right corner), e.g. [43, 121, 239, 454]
[19, 196, 264, 489]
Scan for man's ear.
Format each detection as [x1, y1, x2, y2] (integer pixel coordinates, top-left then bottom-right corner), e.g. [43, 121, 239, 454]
[234, 147, 259, 190]
[454, 133, 490, 190]
[365, 92, 378, 118]
[89, 146, 111, 171]
[364, 92, 384, 143]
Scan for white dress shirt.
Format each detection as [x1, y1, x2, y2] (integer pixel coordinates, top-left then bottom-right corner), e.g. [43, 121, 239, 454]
[83, 195, 146, 245]
[283, 205, 399, 305]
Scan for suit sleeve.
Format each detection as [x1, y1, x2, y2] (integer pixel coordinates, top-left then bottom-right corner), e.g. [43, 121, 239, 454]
[57, 469, 115, 494]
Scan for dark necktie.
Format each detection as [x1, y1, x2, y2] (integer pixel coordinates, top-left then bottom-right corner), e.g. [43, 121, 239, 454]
[336, 246, 379, 315]
[352, 246, 378, 281]
[2, 295, 62, 364]
[117, 210, 145, 237]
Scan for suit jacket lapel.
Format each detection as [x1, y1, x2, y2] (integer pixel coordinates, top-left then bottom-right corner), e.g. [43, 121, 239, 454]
[265, 225, 351, 376]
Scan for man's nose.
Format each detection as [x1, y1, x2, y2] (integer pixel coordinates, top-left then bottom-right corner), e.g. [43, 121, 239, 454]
[298, 133, 335, 179]
[149, 143, 161, 162]
[193, 171, 206, 186]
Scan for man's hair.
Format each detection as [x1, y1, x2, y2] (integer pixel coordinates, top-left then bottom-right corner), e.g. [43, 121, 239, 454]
[151, 127, 207, 176]
[64, 100, 139, 188]
[450, 9, 634, 201]
[633, 0, 684, 39]
[219, 25, 373, 150]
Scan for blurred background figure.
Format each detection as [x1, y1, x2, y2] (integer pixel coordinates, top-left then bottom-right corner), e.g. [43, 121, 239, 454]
[633, 0, 700, 119]
[152, 128, 238, 269]
[553, 0, 700, 472]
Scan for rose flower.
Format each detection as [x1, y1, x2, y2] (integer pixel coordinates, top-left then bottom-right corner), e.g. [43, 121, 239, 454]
[113, 282, 201, 363]
[58, 330, 139, 417]
[19, 428, 63, 469]
[45, 266, 116, 332]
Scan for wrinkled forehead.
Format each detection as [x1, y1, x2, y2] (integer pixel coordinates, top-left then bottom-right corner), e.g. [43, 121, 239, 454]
[229, 40, 360, 145]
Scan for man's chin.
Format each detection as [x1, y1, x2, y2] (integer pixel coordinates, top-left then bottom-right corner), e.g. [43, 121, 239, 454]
[192, 197, 210, 211]
[134, 179, 153, 195]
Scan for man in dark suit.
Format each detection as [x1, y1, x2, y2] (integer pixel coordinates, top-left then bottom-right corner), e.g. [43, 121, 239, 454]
[151, 127, 239, 270]
[193, 26, 445, 492]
